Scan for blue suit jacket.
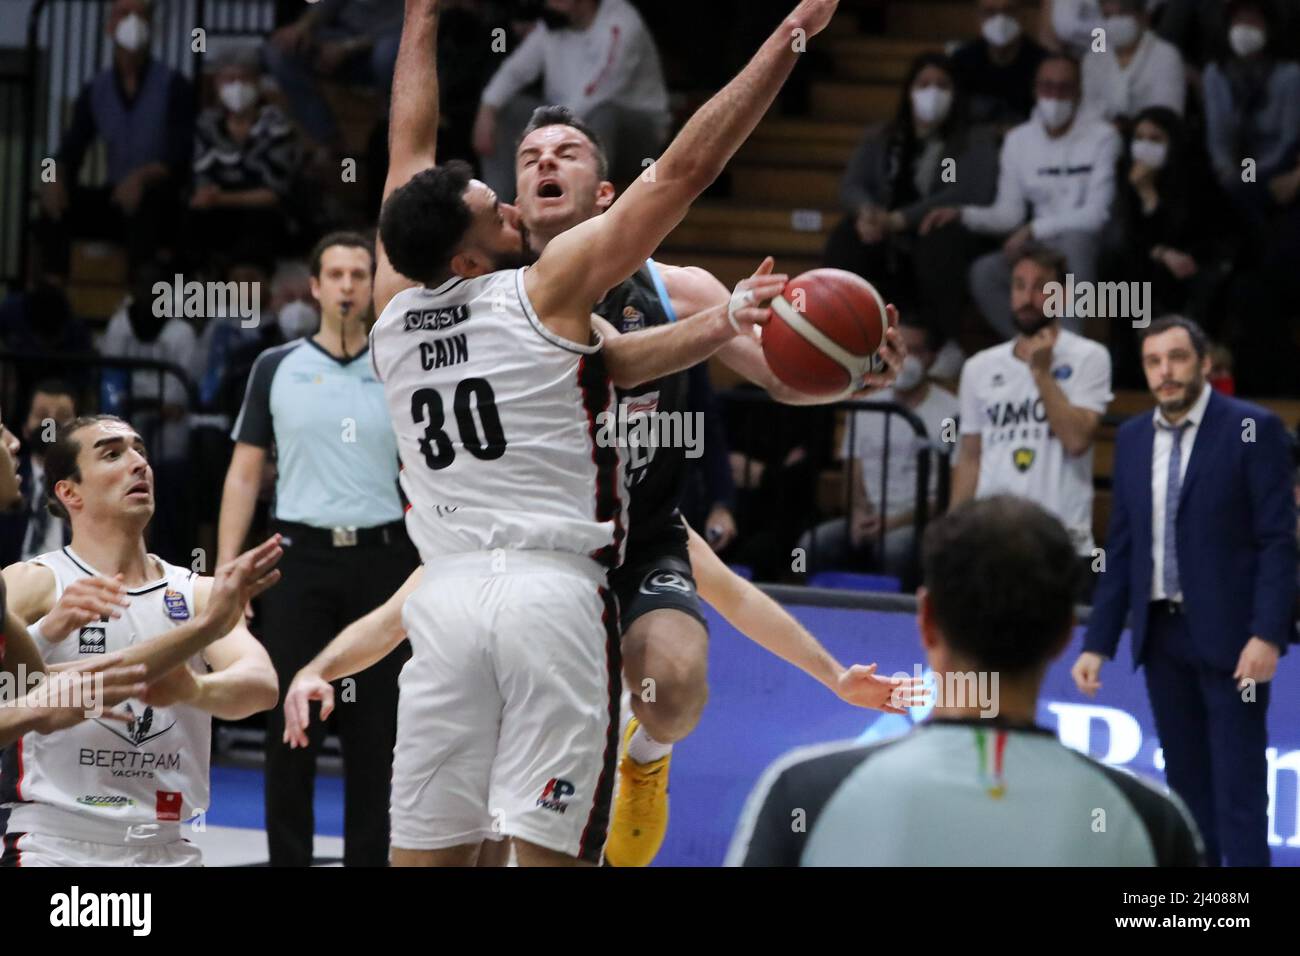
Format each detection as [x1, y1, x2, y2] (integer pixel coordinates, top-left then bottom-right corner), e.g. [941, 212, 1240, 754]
[1084, 390, 1297, 671]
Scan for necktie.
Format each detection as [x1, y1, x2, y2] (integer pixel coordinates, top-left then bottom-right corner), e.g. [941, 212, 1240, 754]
[1157, 419, 1192, 599]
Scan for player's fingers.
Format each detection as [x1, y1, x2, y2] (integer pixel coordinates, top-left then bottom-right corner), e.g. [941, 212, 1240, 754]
[245, 568, 283, 601]
[749, 256, 776, 278]
[318, 687, 336, 722]
[885, 304, 900, 328]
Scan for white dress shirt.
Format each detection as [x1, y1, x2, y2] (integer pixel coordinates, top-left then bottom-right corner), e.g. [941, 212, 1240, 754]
[1081, 30, 1186, 121]
[1150, 381, 1211, 601]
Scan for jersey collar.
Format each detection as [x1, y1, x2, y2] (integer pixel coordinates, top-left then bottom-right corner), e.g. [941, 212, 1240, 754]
[62, 546, 169, 595]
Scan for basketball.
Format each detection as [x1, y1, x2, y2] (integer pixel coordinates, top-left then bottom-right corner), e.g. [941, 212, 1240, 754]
[762, 269, 892, 397]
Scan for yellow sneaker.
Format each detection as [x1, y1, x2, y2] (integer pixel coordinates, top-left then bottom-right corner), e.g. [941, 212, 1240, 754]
[604, 717, 671, 867]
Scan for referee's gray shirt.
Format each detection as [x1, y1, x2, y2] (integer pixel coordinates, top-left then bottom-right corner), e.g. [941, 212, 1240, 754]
[727, 718, 1203, 866]
[232, 339, 403, 528]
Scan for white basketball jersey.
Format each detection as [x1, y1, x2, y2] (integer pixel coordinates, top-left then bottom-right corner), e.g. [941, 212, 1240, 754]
[1, 548, 211, 828]
[371, 269, 627, 569]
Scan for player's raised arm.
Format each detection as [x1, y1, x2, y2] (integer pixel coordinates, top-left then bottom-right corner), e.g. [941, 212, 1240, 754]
[526, 0, 842, 330]
[374, 0, 442, 316]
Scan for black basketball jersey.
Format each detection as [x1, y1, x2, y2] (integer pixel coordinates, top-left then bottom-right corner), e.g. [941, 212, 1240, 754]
[595, 260, 689, 550]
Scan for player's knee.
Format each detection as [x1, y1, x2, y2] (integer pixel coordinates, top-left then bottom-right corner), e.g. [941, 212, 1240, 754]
[631, 650, 708, 742]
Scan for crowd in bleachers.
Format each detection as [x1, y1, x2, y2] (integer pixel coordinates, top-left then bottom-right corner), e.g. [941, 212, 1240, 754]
[1, 0, 1299, 594]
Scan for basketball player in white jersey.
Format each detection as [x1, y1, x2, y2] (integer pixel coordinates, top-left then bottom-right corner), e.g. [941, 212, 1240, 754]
[369, 0, 846, 866]
[0, 415, 282, 866]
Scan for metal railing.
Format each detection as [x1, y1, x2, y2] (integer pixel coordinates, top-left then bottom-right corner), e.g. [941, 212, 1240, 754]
[720, 388, 954, 589]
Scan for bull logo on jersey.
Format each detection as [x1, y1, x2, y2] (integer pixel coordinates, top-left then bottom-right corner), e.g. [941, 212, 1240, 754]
[1012, 447, 1036, 472]
[639, 570, 693, 597]
[96, 703, 175, 748]
[78, 624, 107, 655]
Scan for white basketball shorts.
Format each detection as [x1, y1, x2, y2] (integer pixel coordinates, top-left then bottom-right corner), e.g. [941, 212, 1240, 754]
[390, 550, 621, 863]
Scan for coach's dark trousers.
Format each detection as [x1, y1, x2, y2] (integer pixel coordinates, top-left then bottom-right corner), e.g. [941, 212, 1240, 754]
[1142, 603, 1272, 866]
[260, 526, 417, 867]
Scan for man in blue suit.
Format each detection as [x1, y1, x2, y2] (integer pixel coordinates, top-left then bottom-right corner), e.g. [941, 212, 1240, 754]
[1073, 316, 1296, 866]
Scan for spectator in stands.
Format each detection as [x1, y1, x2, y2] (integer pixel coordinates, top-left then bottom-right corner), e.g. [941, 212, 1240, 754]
[1081, 0, 1186, 125]
[1203, 0, 1300, 394]
[1203, 0, 1300, 238]
[97, 261, 196, 562]
[190, 48, 303, 266]
[921, 54, 1122, 339]
[799, 320, 959, 582]
[1157, 0, 1300, 71]
[263, 0, 403, 154]
[1100, 106, 1233, 386]
[0, 382, 78, 566]
[723, 395, 834, 583]
[0, 251, 95, 403]
[952, 245, 1113, 594]
[951, 0, 1049, 126]
[1039, 0, 1105, 55]
[190, 260, 268, 420]
[270, 261, 320, 343]
[828, 53, 1000, 375]
[472, 0, 671, 199]
[37, 0, 192, 270]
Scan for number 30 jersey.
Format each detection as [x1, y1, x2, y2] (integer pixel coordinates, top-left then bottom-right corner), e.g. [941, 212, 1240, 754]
[371, 269, 627, 569]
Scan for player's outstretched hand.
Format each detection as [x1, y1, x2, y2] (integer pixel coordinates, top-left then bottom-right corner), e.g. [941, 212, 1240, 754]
[728, 257, 788, 339]
[40, 575, 131, 643]
[31, 653, 148, 734]
[789, 0, 842, 38]
[202, 535, 284, 638]
[850, 304, 906, 396]
[1071, 652, 1104, 697]
[834, 662, 927, 714]
[283, 669, 335, 749]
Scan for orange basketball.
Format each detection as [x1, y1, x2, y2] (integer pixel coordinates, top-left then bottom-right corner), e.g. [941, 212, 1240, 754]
[762, 269, 892, 398]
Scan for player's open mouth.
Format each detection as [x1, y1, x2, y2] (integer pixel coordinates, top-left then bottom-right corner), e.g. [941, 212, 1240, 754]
[127, 481, 151, 497]
[536, 179, 565, 200]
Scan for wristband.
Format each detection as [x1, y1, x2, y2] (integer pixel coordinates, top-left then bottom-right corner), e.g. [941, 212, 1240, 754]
[727, 287, 757, 335]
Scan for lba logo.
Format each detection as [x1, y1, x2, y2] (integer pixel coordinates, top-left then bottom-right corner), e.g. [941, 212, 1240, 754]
[537, 778, 575, 814]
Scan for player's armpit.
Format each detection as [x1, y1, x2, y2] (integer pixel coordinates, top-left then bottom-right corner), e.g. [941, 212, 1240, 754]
[1, 561, 57, 626]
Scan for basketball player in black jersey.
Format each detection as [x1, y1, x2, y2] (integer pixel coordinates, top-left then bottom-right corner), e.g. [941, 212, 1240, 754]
[485, 109, 908, 865]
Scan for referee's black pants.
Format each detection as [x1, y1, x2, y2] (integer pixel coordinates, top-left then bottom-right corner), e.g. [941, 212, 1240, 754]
[259, 525, 417, 867]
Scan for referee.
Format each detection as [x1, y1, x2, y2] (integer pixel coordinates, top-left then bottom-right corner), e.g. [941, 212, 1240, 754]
[727, 496, 1203, 867]
[218, 232, 416, 867]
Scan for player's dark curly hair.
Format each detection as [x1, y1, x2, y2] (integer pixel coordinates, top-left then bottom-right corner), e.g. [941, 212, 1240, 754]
[379, 161, 475, 286]
[921, 495, 1084, 676]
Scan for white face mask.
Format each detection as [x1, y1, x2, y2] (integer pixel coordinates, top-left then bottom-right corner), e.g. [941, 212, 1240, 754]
[219, 81, 259, 114]
[277, 301, 318, 340]
[911, 86, 953, 126]
[1229, 23, 1267, 57]
[981, 13, 1022, 47]
[1130, 138, 1168, 169]
[893, 354, 926, 392]
[1103, 14, 1141, 49]
[114, 13, 150, 53]
[1036, 96, 1076, 131]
